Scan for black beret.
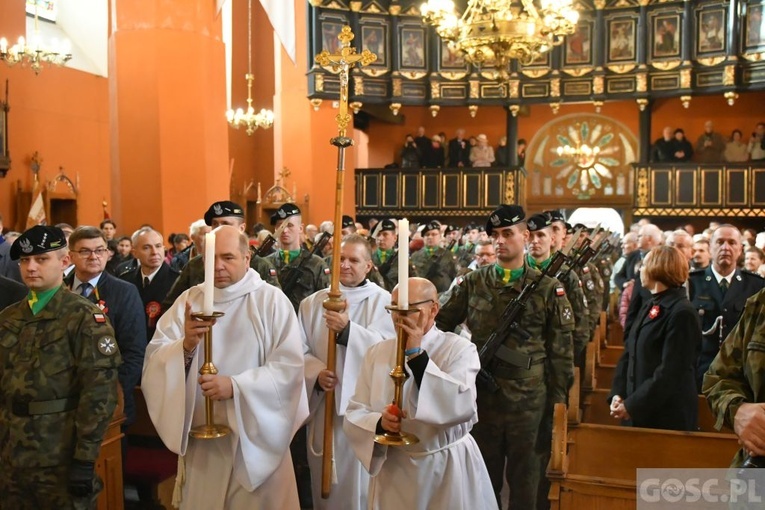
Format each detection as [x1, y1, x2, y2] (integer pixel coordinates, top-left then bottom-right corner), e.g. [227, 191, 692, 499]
[10, 225, 67, 260]
[565, 222, 574, 234]
[204, 200, 244, 226]
[342, 215, 355, 229]
[269, 203, 301, 226]
[544, 209, 566, 224]
[486, 204, 525, 235]
[421, 221, 442, 235]
[378, 219, 397, 233]
[527, 213, 553, 232]
[573, 223, 588, 231]
[444, 225, 460, 235]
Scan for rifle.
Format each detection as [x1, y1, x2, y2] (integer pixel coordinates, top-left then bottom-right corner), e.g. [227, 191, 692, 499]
[556, 227, 606, 283]
[255, 235, 276, 257]
[476, 236, 578, 393]
[280, 231, 332, 297]
[425, 239, 457, 281]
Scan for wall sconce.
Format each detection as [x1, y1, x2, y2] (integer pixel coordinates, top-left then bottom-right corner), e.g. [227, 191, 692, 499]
[636, 98, 648, 112]
[550, 102, 561, 115]
[429, 105, 440, 117]
[310, 98, 322, 111]
[390, 102, 402, 116]
[468, 105, 478, 118]
[508, 105, 520, 117]
[350, 101, 363, 114]
[593, 101, 603, 113]
[680, 95, 692, 109]
[724, 91, 738, 106]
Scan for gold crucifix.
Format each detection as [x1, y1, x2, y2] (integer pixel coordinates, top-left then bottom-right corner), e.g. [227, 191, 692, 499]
[315, 26, 377, 138]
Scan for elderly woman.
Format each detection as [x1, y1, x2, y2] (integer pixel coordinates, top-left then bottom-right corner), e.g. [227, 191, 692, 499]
[469, 133, 495, 167]
[724, 129, 749, 162]
[609, 245, 701, 431]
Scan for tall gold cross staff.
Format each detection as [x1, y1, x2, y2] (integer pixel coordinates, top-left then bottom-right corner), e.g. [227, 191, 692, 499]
[314, 26, 376, 500]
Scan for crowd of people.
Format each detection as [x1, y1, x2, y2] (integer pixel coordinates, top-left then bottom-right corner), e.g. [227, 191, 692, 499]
[650, 120, 765, 163]
[2, 204, 765, 510]
[399, 126, 526, 169]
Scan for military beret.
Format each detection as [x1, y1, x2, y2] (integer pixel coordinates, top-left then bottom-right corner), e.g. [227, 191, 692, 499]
[573, 223, 588, 232]
[527, 213, 553, 232]
[270, 203, 301, 226]
[421, 220, 442, 235]
[477, 226, 485, 233]
[565, 222, 574, 235]
[10, 225, 67, 260]
[342, 215, 355, 229]
[204, 200, 244, 226]
[544, 209, 566, 224]
[486, 204, 525, 235]
[378, 219, 397, 233]
[445, 225, 460, 235]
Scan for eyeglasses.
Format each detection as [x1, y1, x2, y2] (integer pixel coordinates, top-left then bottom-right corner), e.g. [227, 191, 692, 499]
[74, 248, 109, 258]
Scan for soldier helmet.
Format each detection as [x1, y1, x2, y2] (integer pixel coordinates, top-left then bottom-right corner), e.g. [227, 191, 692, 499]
[10, 225, 67, 260]
[204, 200, 244, 226]
[270, 203, 301, 226]
[527, 212, 553, 232]
[486, 204, 525, 235]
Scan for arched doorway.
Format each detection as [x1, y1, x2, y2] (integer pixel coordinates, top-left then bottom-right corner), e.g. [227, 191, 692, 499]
[568, 207, 626, 235]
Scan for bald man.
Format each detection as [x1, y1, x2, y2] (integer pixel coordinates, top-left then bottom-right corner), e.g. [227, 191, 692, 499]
[344, 278, 497, 510]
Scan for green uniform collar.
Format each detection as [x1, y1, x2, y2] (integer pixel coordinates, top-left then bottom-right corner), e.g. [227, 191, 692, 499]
[425, 247, 436, 257]
[495, 263, 524, 284]
[376, 248, 393, 263]
[527, 253, 551, 271]
[280, 249, 301, 263]
[27, 286, 62, 315]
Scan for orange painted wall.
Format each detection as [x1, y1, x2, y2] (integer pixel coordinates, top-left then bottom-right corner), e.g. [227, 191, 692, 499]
[0, 1, 109, 231]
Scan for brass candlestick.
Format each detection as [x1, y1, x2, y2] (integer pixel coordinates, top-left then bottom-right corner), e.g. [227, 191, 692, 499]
[189, 311, 231, 439]
[374, 306, 419, 447]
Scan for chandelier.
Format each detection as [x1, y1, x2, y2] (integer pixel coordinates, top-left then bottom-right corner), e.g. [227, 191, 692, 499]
[226, 0, 274, 135]
[0, 1, 72, 75]
[421, 0, 579, 74]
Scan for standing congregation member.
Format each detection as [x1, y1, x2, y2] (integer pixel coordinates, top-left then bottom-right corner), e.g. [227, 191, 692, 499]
[372, 219, 410, 293]
[300, 234, 395, 509]
[344, 278, 498, 510]
[610, 246, 701, 431]
[437, 205, 575, 510]
[0, 226, 121, 508]
[142, 226, 308, 509]
[64, 226, 146, 428]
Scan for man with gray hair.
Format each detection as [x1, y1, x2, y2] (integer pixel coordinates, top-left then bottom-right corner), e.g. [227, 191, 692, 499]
[666, 229, 694, 264]
[171, 219, 210, 272]
[614, 223, 662, 290]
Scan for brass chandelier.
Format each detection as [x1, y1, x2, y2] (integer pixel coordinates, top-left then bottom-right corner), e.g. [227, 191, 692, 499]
[421, 0, 579, 74]
[0, 1, 72, 75]
[226, 0, 274, 135]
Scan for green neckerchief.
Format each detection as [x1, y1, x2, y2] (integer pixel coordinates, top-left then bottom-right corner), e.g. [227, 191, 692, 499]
[495, 263, 524, 284]
[465, 242, 474, 251]
[425, 247, 436, 257]
[28, 286, 60, 315]
[450, 244, 459, 253]
[280, 249, 301, 264]
[377, 248, 393, 263]
[527, 253, 551, 271]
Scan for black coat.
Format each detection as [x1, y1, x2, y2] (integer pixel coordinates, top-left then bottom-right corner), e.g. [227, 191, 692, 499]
[448, 138, 471, 167]
[610, 287, 701, 431]
[614, 249, 642, 291]
[0, 275, 27, 311]
[688, 267, 765, 389]
[119, 263, 180, 342]
[65, 270, 147, 426]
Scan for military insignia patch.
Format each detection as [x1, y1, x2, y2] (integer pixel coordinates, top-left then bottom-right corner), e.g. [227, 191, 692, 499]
[736, 274, 742, 281]
[583, 266, 590, 274]
[586, 279, 595, 291]
[527, 219, 537, 230]
[457, 276, 464, 286]
[269, 268, 277, 276]
[491, 214, 501, 226]
[706, 275, 712, 281]
[603, 268, 611, 277]
[648, 305, 660, 319]
[555, 286, 565, 297]
[98, 336, 117, 356]
[93, 313, 107, 324]
[213, 204, 223, 215]
[562, 306, 573, 321]
[20, 238, 33, 254]
[324, 267, 331, 274]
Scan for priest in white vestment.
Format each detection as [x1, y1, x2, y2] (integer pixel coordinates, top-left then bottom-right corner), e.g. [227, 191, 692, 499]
[142, 226, 308, 510]
[344, 278, 497, 510]
[300, 234, 395, 509]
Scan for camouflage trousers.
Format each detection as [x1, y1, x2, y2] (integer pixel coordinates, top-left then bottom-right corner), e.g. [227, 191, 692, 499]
[472, 376, 547, 510]
[0, 464, 102, 510]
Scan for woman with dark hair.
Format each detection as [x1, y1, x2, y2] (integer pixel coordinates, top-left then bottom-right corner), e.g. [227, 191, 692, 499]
[724, 129, 749, 162]
[609, 245, 701, 431]
[672, 128, 694, 162]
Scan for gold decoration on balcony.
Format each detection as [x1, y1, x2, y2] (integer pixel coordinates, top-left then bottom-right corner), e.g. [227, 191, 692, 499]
[550, 102, 561, 115]
[421, 0, 579, 77]
[724, 91, 738, 106]
[0, 1, 72, 74]
[593, 101, 603, 113]
[310, 98, 323, 111]
[350, 101, 363, 114]
[636, 98, 648, 111]
[508, 104, 520, 117]
[430, 105, 440, 117]
[468, 104, 478, 117]
[680, 95, 691, 109]
[390, 103, 402, 116]
[651, 59, 681, 71]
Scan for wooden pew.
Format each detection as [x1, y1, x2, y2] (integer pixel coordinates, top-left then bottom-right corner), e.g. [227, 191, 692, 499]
[548, 403, 739, 510]
[96, 385, 125, 510]
[599, 345, 624, 365]
[595, 363, 615, 389]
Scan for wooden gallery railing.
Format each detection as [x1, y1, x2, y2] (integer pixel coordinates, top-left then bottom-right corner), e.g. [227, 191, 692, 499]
[355, 166, 526, 221]
[632, 162, 765, 218]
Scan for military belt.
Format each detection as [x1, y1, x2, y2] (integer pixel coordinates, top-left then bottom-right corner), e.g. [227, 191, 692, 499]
[494, 344, 538, 370]
[11, 396, 78, 417]
[492, 360, 545, 380]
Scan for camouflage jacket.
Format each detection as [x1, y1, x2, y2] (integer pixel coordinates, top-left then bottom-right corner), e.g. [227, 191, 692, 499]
[371, 249, 415, 293]
[703, 288, 765, 467]
[436, 263, 575, 403]
[456, 243, 476, 270]
[268, 250, 330, 312]
[0, 286, 121, 468]
[576, 262, 603, 335]
[557, 262, 590, 355]
[411, 246, 457, 294]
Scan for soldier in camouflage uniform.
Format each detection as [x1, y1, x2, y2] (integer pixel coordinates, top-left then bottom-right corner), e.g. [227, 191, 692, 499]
[411, 220, 457, 293]
[456, 224, 480, 270]
[371, 218, 414, 292]
[437, 205, 575, 510]
[703, 287, 765, 468]
[569, 223, 604, 337]
[163, 201, 280, 309]
[0, 226, 121, 509]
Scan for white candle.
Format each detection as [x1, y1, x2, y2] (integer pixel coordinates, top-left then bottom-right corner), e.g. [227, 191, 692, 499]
[203, 232, 216, 315]
[398, 219, 409, 309]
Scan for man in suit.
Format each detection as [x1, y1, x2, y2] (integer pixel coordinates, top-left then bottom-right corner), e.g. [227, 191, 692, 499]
[0, 274, 26, 310]
[119, 227, 179, 341]
[614, 223, 662, 291]
[65, 226, 146, 427]
[689, 224, 765, 390]
[448, 128, 471, 167]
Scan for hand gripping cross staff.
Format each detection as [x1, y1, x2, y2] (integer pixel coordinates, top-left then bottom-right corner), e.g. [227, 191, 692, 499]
[315, 26, 377, 499]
